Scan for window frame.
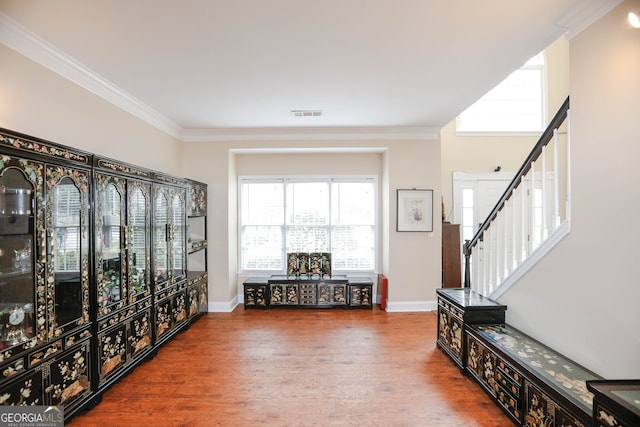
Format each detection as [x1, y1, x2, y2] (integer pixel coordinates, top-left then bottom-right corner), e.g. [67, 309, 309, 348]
[238, 175, 378, 275]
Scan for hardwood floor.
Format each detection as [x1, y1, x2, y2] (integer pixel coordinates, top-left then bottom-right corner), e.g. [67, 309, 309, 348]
[68, 307, 512, 426]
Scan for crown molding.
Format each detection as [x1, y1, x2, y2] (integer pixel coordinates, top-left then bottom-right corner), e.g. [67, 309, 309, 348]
[559, 0, 623, 39]
[181, 126, 440, 142]
[229, 147, 388, 154]
[0, 12, 183, 139]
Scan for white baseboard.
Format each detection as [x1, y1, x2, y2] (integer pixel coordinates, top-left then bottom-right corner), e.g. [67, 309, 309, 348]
[208, 297, 239, 313]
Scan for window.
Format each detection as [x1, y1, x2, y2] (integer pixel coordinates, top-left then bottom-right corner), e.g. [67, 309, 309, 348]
[457, 53, 545, 133]
[239, 177, 376, 273]
[53, 179, 81, 272]
[461, 188, 474, 242]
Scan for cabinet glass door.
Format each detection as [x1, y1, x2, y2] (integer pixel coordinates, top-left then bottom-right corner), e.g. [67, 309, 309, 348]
[0, 167, 35, 349]
[153, 192, 169, 288]
[96, 177, 126, 315]
[128, 184, 150, 300]
[171, 193, 185, 282]
[51, 176, 83, 328]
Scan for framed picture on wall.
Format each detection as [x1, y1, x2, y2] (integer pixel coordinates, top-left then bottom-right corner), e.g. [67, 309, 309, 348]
[396, 189, 433, 232]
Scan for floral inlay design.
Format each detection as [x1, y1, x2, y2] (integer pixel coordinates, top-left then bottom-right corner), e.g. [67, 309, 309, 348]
[189, 183, 206, 216]
[476, 325, 601, 411]
[351, 286, 371, 305]
[156, 302, 171, 337]
[189, 240, 207, 252]
[129, 313, 151, 356]
[1, 359, 25, 380]
[30, 341, 63, 366]
[197, 274, 208, 312]
[155, 173, 184, 186]
[467, 338, 482, 377]
[1, 135, 89, 164]
[47, 349, 89, 405]
[245, 285, 266, 306]
[438, 309, 462, 359]
[189, 288, 199, 315]
[271, 285, 283, 304]
[0, 378, 40, 405]
[483, 351, 497, 392]
[286, 285, 298, 303]
[97, 159, 150, 178]
[100, 329, 125, 377]
[526, 384, 553, 427]
[173, 293, 187, 323]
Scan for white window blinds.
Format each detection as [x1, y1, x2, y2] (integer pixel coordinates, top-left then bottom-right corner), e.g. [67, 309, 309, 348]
[239, 177, 376, 273]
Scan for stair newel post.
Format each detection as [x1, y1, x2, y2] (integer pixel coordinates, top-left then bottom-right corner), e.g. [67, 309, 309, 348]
[463, 239, 472, 288]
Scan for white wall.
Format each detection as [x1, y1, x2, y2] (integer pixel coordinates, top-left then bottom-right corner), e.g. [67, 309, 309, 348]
[499, 0, 640, 378]
[182, 138, 442, 311]
[0, 45, 182, 174]
[236, 152, 381, 176]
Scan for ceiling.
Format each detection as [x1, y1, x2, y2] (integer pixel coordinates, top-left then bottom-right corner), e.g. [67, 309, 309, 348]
[0, 0, 621, 140]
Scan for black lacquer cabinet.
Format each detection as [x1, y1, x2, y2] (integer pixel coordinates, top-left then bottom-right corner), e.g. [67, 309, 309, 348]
[243, 276, 373, 308]
[466, 323, 603, 427]
[93, 157, 154, 388]
[436, 288, 506, 370]
[0, 127, 208, 423]
[152, 173, 188, 345]
[186, 179, 208, 321]
[0, 129, 94, 417]
[587, 380, 640, 427]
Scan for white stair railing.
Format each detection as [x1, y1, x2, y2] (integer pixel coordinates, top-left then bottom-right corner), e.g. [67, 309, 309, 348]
[464, 97, 571, 297]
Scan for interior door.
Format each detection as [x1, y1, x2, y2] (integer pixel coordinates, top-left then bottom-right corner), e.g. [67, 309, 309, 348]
[453, 172, 513, 283]
[476, 179, 511, 230]
[453, 172, 513, 240]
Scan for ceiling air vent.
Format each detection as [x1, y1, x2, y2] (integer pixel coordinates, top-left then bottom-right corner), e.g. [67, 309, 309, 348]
[291, 110, 323, 117]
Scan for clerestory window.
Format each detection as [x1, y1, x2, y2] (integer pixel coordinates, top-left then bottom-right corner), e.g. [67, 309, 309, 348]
[456, 53, 545, 134]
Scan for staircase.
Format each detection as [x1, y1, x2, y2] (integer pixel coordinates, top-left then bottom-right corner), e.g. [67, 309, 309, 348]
[463, 96, 571, 299]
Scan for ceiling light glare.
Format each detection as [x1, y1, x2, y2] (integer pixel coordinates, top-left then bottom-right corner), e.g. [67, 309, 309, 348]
[629, 11, 640, 29]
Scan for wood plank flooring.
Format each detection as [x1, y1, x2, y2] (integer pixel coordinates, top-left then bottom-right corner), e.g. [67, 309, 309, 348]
[68, 307, 512, 426]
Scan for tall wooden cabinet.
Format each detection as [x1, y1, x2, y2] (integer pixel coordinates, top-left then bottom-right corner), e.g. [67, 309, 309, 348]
[0, 127, 208, 422]
[0, 130, 95, 417]
[93, 157, 154, 389]
[186, 179, 208, 320]
[442, 222, 462, 287]
[152, 174, 188, 345]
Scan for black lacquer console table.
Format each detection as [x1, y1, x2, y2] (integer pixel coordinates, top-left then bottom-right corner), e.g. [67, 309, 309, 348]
[243, 276, 373, 309]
